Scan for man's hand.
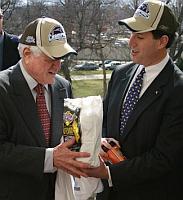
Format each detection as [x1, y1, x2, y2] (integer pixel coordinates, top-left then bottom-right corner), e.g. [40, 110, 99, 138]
[53, 138, 91, 178]
[101, 138, 120, 149]
[100, 138, 120, 162]
[82, 156, 109, 179]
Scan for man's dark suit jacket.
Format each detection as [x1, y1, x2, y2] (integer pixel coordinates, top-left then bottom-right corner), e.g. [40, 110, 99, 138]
[98, 59, 183, 200]
[1, 31, 20, 70]
[0, 64, 72, 200]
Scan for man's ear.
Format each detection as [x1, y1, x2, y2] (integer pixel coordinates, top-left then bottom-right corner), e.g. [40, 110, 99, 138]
[158, 35, 169, 49]
[22, 47, 32, 65]
[23, 47, 31, 57]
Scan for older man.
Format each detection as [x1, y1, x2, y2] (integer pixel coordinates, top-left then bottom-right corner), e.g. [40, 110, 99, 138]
[0, 17, 90, 200]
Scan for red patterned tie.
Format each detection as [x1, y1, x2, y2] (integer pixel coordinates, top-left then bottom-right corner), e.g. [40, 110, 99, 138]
[34, 84, 51, 145]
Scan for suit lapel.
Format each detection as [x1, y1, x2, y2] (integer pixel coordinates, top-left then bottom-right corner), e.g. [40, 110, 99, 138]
[50, 84, 67, 146]
[9, 64, 46, 146]
[115, 64, 139, 115]
[121, 61, 173, 140]
[119, 64, 139, 99]
[106, 64, 139, 141]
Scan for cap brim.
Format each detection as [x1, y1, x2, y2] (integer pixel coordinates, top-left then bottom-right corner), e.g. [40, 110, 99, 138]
[118, 17, 155, 33]
[40, 42, 77, 59]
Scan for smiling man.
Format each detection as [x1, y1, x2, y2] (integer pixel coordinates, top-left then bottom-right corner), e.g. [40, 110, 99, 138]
[0, 17, 91, 200]
[83, 1, 183, 200]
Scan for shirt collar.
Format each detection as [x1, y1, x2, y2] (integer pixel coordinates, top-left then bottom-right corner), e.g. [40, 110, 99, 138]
[19, 60, 49, 91]
[144, 53, 169, 82]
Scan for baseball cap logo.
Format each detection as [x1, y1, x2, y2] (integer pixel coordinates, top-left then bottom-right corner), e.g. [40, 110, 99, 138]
[48, 25, 66, 42]
[135, 2, 150, 19]
[25, 36, 36, 44]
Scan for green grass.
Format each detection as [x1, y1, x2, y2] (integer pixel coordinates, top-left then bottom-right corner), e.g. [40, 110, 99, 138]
[61, 69, 112, 76]
[59, 70, 111, 97]
[72, 79, 105, 97]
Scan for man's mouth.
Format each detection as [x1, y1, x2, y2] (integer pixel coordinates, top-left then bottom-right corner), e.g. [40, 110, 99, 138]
[131, 49, 139, 56]
[49, 71, 56, 75]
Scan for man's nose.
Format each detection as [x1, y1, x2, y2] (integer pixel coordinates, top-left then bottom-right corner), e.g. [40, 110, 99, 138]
[129, 34, 136, 48]
[52, 60, 61, 70]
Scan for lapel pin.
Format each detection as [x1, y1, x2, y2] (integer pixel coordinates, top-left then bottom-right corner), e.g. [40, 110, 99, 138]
[155, 90, 159, 95]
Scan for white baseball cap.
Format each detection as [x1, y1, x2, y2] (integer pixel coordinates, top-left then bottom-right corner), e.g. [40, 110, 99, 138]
[118, 0, 179, 34]
[19, 17, 77, 59]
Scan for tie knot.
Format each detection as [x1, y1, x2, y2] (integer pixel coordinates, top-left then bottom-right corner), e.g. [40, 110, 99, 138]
[34, 84, 44, 95]
[139, 67, 146, 76]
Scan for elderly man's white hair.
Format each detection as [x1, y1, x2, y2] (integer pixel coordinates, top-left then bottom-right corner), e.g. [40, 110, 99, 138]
[18, 43, 43, 58]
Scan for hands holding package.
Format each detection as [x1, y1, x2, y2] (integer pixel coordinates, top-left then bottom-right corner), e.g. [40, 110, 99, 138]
[81, 138, 126, 179]
[53, 137, 125, 179]
[53, 137, 91, 178]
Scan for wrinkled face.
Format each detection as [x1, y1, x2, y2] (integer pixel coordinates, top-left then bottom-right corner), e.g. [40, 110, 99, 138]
[128, 32, 167, 67]
[22, 47, 61, 84]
